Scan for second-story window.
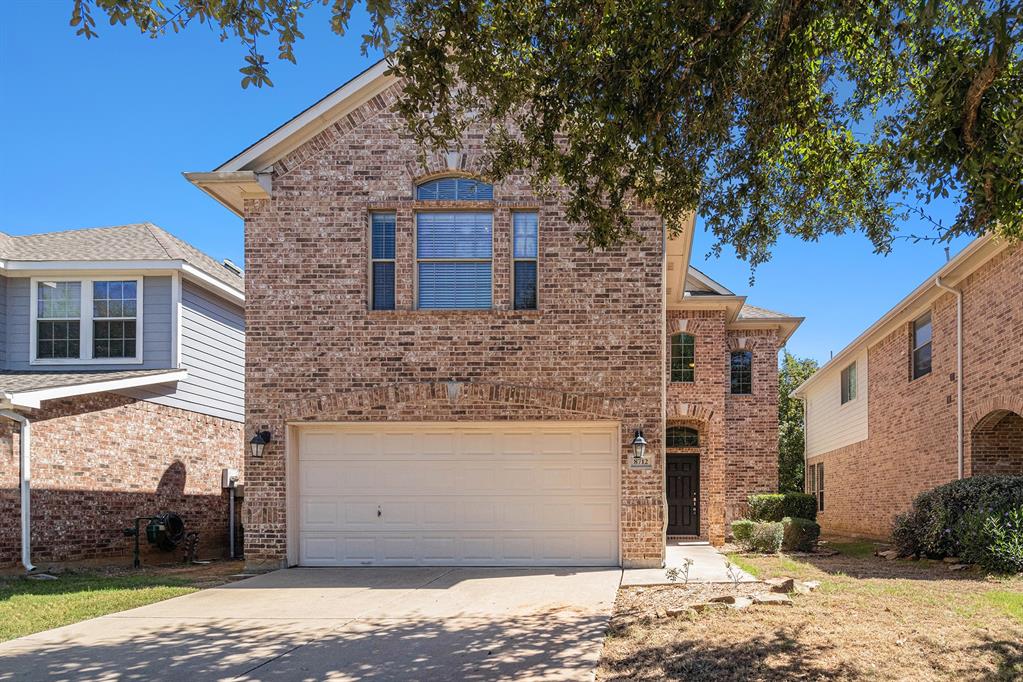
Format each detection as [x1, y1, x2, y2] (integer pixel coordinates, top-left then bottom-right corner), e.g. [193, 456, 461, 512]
[32, 277, 142, 363]
[670, 333, 695, 382]
[841, 361, 857, 404]
[730, 350, 753, 394]
[513, 212, 538, 310]
[92, 281, 138, 359]
[370, 213, 396, 310]
[417, 212, 493, 309]
[36, 281, 81, 359]
[912, 312, 932, 379]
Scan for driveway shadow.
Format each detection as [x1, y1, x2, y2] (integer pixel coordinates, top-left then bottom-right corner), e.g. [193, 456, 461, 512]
[0, 610, 608, 681]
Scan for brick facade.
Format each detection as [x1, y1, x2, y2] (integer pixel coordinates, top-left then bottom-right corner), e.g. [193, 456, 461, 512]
[240, 81, 785, 569]
[0, 393, 243, 567]
[665, 311, 781, 543]
[808, 243, 1023, 539]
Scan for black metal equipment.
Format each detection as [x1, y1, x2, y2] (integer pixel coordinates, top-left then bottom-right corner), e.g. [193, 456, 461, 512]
[123, 512, 186, 568]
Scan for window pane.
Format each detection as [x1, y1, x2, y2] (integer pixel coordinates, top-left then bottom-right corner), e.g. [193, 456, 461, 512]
[416, 178, 494, 201]
[670, 333, 695, 382]
[818, 463, 825, 511]
[371, 213, 396, 260]
[418, 262, 492, 309]
[372, 262, 395, 310]
[513, 261, 537, 310]
[666, 426, 699, 448]
[913, 345, 932, 379]
[37, 320, 80, 359]
[730, 351, 752, 394]
[841, 362, 857, 403]
[93, 319, 137, 358]
[93, 280, 137, 320]
[38, 281, 81, 319]
[513, 212, 538, 258]
[914, 313, 932, 348]
[417, 213, 492, 258]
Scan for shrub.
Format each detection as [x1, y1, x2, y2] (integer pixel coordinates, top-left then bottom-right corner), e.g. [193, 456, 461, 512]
[890, 475, 1023, 570]
[978, 506, 1023, 573]
[748, 493, 818, 522]
[731, 519, 755, 544]
[744, 521, 784, 553]
[782, 516, 821, 552]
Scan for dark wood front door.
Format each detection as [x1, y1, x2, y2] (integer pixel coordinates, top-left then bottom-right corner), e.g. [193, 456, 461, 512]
[666, 455, 700, 535]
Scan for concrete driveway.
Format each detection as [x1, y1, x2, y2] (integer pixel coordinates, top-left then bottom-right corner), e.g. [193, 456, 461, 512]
[0, 567, 622, 681]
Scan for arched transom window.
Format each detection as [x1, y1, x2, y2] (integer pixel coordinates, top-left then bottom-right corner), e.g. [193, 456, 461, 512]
[666, 426, 699, 448]
[671, 332, 695, 382]
[416, 177, 493, 201]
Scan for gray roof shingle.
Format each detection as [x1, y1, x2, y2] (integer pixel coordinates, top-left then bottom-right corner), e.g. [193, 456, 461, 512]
[737, 303, 798, 320]
[0, 223, 243, 292]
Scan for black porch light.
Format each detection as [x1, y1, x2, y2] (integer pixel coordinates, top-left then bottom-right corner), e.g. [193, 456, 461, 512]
[250, 430, 272, 459]
[631, 429, 647, 462]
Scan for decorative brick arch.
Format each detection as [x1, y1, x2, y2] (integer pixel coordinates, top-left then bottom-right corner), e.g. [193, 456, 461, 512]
[279, 381, 627, 423]
[669, 318, 706, 336]
[726, 336, 760, 352]
[666, 401, 715, 422]
[407, 154, 489, 185]
[967, 395, 1023, 432]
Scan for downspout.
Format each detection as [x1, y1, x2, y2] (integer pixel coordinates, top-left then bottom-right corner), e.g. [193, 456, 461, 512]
[934, 277, 964, 479]
[1, 409, 34, 572]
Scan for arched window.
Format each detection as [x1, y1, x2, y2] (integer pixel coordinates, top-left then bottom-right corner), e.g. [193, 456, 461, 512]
[671, 333, 695, 382]
[416, 177, 493, 201]
[666, 426, 699, 448]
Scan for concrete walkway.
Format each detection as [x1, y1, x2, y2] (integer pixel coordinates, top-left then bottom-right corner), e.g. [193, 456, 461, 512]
[621, 541, 758, 586]
[0, 567, 622, 681]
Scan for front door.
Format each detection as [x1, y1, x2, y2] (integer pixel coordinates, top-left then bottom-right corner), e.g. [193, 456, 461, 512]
[666, 455, 699, 535]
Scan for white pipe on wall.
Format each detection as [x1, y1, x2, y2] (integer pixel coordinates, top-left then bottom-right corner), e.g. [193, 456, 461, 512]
[1, 409, 34, 572]
[934, 277, 964, 479]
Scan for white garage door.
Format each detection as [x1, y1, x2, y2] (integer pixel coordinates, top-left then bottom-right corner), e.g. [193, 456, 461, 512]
[296, 422, 620, 566]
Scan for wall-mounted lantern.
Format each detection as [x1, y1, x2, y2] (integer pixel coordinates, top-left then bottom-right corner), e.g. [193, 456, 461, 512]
[630, 429, 651, 469]
[249, 430, 272, 459]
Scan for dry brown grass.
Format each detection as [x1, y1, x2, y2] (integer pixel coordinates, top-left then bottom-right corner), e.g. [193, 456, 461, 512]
[598, 547, 1023, 681]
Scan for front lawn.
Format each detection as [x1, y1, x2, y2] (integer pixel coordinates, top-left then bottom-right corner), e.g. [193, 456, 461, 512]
[0, 561, 241, 642]
[599, 545, 1023, 680]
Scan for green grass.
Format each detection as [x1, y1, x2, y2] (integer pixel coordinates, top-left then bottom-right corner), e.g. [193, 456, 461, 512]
[0, 573, 197, 642]
[983, 590, 1023, 625]
[725, 553, 760, 578]
[828, 540, 877, 558]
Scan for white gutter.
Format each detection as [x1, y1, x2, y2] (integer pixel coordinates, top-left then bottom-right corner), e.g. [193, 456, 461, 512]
[1, 410, 33, 572]
[934, 276, 964, 479]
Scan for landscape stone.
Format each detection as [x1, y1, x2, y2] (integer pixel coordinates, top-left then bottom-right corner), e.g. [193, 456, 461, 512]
[766, 577, 795, 593]
[753, 592, 794, 606]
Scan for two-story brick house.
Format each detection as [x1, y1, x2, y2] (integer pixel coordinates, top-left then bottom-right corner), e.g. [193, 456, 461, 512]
[189, 60, 800, 569]
[794, 235, 1022, 539]
[0, 224, 245, 569]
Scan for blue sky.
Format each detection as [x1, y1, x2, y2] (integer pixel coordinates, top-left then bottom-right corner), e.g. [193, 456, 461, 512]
[0, 1, 973, 365]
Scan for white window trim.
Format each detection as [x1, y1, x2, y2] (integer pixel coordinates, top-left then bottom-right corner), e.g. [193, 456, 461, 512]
[30, 276, 144, 366]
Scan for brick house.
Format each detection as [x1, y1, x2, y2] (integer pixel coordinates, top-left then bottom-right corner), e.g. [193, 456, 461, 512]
[0, 224, 245, 569]
[189, 61, 800, 570]
[794, 236, 1022, 539]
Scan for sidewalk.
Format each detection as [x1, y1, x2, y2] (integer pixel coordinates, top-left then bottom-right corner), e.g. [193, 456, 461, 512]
[621, 540, 758, 586]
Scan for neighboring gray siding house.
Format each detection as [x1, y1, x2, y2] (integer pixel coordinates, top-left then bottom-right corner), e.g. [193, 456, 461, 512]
[0, 223, 245, 569]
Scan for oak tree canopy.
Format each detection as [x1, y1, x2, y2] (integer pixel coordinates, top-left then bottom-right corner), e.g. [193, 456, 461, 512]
[72, 1, 1023, 265]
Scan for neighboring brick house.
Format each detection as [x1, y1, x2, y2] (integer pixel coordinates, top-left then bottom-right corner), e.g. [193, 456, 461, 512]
[794, 236, 1022, 539]
[0, 224, 245, 569]
[188, 60, 800, 570]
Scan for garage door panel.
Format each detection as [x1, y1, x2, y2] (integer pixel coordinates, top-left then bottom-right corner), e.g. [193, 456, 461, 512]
[297, 422, 620, 566]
